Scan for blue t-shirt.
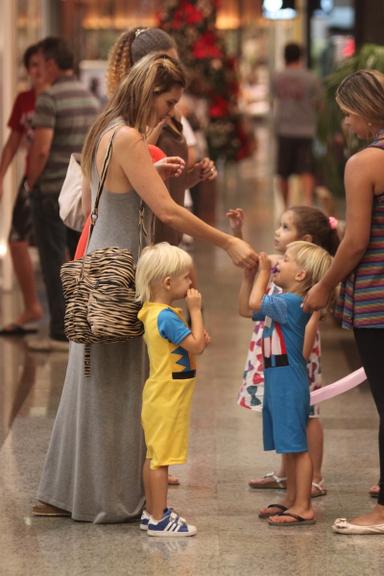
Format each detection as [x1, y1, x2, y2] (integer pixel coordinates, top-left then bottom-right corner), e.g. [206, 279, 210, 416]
[252, 292, 310, 380]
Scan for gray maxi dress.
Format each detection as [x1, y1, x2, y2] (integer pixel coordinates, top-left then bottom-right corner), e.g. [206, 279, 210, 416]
[37, 152, 151, 523]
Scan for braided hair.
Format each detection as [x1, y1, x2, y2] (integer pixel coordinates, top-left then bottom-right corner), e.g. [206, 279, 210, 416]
[106, 27, 177, 97]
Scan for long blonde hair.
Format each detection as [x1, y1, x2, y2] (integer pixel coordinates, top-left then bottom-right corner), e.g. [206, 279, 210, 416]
[336, 69, 384, 125]
[81, 52, 186, 180]
[106, 27, 177, 97]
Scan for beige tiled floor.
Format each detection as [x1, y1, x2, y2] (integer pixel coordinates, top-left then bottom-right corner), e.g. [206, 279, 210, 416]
[0, 125, 383, 575]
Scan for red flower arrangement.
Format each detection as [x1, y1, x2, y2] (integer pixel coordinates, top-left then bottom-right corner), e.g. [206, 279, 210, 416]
[158, 0, 253, 161]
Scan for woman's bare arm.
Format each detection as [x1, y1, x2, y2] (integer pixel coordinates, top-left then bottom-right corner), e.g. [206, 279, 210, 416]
[116, 128, 258, 268]
[304, 150, 375, 310]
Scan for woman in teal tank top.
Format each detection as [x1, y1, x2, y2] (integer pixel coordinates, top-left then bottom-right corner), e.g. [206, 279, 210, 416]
[304, 70, 384, 535]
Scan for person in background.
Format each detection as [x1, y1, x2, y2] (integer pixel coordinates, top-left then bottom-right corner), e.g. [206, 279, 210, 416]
[272, 43, 323, 207]
[26, 37, 99, 352]
[0, 44, 46, 335]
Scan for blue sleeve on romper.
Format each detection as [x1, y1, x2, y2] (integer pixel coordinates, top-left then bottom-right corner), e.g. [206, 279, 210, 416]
[157, 309, 191, 345]
[252, 294, 289, 324]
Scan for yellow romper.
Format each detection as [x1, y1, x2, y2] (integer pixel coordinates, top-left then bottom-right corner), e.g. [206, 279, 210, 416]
[138, 302, 196, 470]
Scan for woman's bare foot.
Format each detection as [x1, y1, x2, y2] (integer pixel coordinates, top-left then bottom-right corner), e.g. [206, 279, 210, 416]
[349, 505, 384, 526]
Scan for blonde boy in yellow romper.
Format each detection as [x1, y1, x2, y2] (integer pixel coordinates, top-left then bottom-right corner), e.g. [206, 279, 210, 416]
[136, 242, 209, 537]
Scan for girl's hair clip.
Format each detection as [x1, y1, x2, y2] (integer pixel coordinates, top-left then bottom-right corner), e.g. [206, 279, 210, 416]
[329, 216, 338, 230]
[135, 28, 147, 39]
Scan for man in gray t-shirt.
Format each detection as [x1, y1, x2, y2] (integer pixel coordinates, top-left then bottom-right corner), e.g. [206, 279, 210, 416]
[271, 43, 323, 207]
[26, 37, 99, 350]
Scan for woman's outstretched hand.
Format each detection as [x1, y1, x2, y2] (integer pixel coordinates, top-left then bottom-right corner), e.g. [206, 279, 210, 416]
[154, 156, 185, 180]
[303, 281, 330, 312]
[226, 236, 258, 269]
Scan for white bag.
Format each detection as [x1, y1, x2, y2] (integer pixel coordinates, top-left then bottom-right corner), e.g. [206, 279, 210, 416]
[58, 153, 84, 231]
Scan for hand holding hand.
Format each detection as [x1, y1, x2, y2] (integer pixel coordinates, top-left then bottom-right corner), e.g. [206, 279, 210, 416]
[226, 208, 244, 235]
[154, 156, 185, 180]
[258, 252, 271, 274]
[186, 287, 202, 312]
[226, 237, 258, 269]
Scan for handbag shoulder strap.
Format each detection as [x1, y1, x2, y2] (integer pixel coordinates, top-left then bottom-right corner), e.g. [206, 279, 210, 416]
[85, 122, 148, 255]
[89, 124, 122, 233]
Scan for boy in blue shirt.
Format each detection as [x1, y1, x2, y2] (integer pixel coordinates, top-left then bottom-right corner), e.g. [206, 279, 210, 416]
[239, 241, 332, 526]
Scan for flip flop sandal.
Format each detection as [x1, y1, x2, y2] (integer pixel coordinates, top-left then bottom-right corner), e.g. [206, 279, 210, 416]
[268, 511, 316, 527]
[311, 480, 327, 498]
[0, 323, 38, 336]
[249, 472, 287, 490]
[332, 517, 384, 534]
[258, 504, 288, 519]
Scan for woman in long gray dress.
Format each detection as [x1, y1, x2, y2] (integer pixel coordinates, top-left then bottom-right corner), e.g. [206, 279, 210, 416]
[33, 53, 257, 523]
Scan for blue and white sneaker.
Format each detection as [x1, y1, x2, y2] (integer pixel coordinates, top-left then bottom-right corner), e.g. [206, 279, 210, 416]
[140, 509, 151, 531]
[147, 509, 197, 538]
[140, 507, 173, 530]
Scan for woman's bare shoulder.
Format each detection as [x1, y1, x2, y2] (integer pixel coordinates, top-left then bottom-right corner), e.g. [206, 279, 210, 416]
[115, 125, 143, 144]
[347, 146, 384, 169]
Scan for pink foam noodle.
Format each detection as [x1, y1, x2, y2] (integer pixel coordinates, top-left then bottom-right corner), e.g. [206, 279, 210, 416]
[310, 367, 367, 406]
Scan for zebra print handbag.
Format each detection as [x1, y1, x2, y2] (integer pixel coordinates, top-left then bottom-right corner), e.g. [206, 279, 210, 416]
[60, 126, 144, 349]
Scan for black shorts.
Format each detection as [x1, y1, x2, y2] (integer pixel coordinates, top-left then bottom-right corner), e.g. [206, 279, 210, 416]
[277, 136, 314, 178]
[9, 177, 35, 244]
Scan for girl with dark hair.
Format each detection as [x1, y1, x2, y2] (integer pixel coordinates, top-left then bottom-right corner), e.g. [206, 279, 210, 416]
[227, 205, 339, 512]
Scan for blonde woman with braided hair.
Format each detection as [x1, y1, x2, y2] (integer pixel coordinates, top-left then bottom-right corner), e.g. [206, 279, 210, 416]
[33, 52, 257, 523]
[106, 27, 218, 245]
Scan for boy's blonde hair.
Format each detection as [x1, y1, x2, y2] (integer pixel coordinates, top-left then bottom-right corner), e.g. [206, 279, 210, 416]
[286, 240, 333, 294]
[135, 242, 193, 302]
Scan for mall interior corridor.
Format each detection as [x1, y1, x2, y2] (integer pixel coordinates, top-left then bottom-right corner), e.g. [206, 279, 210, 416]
[0, 125, 382, 576]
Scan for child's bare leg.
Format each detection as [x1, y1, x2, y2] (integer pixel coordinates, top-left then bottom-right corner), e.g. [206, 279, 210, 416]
[284, 453, 297, 506]
[148, 464, 168, 520]
[143, 459, 152, 513]
[307, 418, 324, 484]
[291, 452, 314, 516]
[258, 454, 294, 517]
[268, 452, 314, 524]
